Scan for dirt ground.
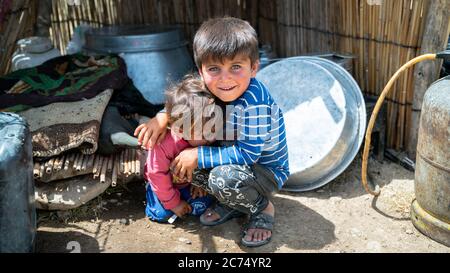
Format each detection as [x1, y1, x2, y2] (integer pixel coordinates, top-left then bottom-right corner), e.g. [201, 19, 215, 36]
[35, 154, 450, 253]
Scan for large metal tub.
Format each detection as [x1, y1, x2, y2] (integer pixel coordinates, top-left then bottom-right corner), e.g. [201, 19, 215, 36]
[257, 57, 366, 192]
[83, 25, 195, 104]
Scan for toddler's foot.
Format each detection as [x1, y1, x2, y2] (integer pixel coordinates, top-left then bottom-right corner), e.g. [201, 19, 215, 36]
[200, 203, 244, 226]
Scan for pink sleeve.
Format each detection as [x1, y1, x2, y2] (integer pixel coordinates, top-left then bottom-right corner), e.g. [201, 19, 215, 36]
[144, 133, 181, 210]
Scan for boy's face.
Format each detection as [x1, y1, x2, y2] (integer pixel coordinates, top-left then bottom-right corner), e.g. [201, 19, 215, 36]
[198, 54, 259, 102]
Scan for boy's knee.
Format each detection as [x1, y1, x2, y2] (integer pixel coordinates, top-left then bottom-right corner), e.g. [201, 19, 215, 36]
[208, 165, 255, 194]
[208, 165, 236, 193]
[208, 176, 229, 196]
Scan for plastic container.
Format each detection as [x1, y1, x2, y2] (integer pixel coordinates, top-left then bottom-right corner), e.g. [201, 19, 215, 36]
[0, 112, 36, 252]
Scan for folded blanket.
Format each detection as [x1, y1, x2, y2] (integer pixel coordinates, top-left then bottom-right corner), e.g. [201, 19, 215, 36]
[109, 78, 164, 117]
[0, 53, 127, 112]
[0, 53, 128, 157]
[19, 89, 113, 158]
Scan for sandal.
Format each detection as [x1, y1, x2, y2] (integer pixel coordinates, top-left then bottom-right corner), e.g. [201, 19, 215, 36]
[200, 203, 244, 226]
[241, 212, 274, 247]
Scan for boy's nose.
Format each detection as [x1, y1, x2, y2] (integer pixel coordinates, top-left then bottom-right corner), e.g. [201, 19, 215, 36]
[219, 70, 232, 80]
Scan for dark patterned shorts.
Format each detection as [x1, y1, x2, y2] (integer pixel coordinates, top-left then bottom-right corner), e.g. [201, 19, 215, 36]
[191, 164, 278, 215]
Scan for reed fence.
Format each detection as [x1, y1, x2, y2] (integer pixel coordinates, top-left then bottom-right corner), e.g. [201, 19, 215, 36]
[273, 0, 431, 150]
[0, 0, 36, 75]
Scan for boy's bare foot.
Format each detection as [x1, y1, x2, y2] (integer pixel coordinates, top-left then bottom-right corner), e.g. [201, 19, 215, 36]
[242, 201, 274, 246]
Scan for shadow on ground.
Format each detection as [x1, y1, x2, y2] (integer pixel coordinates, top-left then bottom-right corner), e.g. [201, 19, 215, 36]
[174, 194, 336, 252]
[36, 180, 336, 253]
[281, 153, 415, 200]
[35, 230, 100, 253]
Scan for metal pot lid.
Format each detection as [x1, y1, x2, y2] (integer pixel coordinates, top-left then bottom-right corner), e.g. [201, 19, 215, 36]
[256, 57, 366, 192]
[16, 36, 54, 54]
[83, 25, 188, 53]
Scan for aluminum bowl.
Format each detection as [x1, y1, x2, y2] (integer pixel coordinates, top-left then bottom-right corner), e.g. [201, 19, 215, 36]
[257, 57, 366, 192]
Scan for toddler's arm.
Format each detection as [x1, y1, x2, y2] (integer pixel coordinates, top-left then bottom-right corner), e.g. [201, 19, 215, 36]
[145, 134, 183, 211]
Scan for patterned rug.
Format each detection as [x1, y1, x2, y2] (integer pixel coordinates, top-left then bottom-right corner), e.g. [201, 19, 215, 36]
[0, 53, 127, 112]
[19, 89, 113, 158]
[0, 53, 128, 158]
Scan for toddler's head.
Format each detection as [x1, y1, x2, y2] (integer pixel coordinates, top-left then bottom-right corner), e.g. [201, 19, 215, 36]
[165, 74, 218, 146]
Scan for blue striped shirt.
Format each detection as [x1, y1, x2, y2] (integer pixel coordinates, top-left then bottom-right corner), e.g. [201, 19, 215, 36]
[198, 78, 290, 189]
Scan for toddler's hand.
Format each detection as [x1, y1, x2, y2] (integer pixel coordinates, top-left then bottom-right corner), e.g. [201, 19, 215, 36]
[191, 185, 208, 199]
[171, 200, 192, 218]
[134, 112, 168, 149]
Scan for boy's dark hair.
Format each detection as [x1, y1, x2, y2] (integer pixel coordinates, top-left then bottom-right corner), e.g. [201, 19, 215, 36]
[193, 16, 259, 69]
[165, 74, 217, 134]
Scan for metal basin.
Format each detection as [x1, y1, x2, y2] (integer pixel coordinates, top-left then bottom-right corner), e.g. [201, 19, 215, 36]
[83, 25, 194, 105]
[256, 57, 366, 192]
[83, 25, 189, 53]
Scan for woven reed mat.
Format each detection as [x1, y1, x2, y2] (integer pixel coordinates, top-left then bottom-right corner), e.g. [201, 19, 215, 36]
[19, 89, 113, 158]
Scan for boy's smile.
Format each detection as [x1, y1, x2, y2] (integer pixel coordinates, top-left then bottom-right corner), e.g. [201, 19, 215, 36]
[199, 54, 259, 102]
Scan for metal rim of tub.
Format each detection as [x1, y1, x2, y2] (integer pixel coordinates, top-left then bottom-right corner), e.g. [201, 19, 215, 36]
[257, 56, 366, 192]
[83, 25, 189, 53]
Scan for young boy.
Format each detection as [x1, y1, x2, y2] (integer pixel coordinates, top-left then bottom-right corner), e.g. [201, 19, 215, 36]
[135, 17, 289, 247]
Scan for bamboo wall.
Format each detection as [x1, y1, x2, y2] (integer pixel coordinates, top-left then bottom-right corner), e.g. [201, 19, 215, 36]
[272, 0, 431, 151]
[1, 0, 447, 151]
[0, 0, 37, 74]
[49, 0, 258, 55]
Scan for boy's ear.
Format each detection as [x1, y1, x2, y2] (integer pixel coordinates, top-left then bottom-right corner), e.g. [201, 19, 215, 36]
[198, 69, 204, 79]
[251, 61, 260, 77]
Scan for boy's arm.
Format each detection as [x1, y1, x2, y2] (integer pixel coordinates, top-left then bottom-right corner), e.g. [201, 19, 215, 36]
[134, 111, 169, 149]
[169, 129, 267, 180]
[199, 104, 272, 168]
[171, 104, 280, 178]
[198, 139, 264, 168]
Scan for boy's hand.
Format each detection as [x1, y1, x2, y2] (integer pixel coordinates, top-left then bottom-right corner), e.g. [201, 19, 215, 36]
[191, 185, 208, 199]
[170, 147, 198, 182]
[134, 112, 169, 149]
[172, 174, 188, 184]
[171, 200, 192, 218]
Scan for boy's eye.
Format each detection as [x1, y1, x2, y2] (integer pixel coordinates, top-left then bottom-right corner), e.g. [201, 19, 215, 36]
[208, 67, 219, 73]
[231, 65, 241, 70]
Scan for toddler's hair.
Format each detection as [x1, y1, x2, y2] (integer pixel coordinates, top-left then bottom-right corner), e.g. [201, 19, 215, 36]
[193, 16, 259, 69]
[165, 74, 217, 137]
